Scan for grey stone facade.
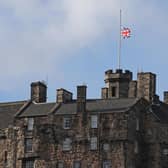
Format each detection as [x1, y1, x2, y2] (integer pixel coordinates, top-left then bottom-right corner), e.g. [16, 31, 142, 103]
[0, 69, 168, 168]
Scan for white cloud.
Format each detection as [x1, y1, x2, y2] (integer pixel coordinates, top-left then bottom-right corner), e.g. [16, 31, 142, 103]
[0, 0, 167, 93]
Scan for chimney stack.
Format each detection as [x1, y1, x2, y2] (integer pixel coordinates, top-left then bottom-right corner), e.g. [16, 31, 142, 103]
[31, 81, 47, 103]
[137, 72, 156, 102]
[77, 85, 87, 112]
[56, 88, 72, 103]
[101, 87, 108, 99]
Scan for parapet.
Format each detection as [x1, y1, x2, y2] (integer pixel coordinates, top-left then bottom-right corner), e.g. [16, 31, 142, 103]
[105, 69, 132, 83]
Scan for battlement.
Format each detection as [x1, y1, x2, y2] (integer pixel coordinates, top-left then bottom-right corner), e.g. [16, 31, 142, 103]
[105, 69, 132, 83]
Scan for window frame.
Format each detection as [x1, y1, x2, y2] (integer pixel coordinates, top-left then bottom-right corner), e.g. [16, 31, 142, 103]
[4, 151, 7, 164]
[27, 118, 34, 131]
[111, 86, 117, 97]
[90, 137, 98, 150]
[22, 159, 34, 168]
[63, 117, 72, 129]
[102, 160, 111, 168]
[134, 141, 139, 154]
[62, 138, 72, 151]
[136, 118, 140, 131]
[163, 149, 168, 155]
[57, 161, 64, 168]
[103, 143, 110, 151]
[91, 115, 98, 128]
[25, 138, 33, 153]
[73, 161, 81, 168]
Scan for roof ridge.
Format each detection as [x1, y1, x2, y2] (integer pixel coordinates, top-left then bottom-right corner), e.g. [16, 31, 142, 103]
[0, 100, 27, 106]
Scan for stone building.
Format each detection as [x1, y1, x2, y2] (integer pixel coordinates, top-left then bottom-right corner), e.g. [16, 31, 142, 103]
[0, 69, 168, 168]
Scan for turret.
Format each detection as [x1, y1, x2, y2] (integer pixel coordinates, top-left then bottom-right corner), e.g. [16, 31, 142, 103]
[102, 69, 132, 99]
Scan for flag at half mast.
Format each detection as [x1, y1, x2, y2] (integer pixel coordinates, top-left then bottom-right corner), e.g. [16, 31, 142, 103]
[118, 9, 131, 69]
[121, 27, 131, 38]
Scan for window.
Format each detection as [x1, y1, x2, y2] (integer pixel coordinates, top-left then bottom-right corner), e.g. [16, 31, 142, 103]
[147, 128, 152, 135]
[90, 137, 97, 150]
[27, 118, 34, 131]
[57, 161, 64, 168]
[134, 141, 138, 154]
[163, 149, 168, 155]
[4, 151, 7, 164]
[102, 160, 111, 168]
[111, 86, 116, 97]
[22, 159, 34, 168]
[63, 138, 72, 151]
[91, 115, 98, 128]
[136, 118, 139, 131]
[63, 117, 71, 129]
[73, 161, 81, 168]
[25, 138, 33, 152]
[103, 143, 110, 151]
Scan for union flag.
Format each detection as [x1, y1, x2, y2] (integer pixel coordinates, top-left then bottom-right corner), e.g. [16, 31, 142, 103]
[121, 27, 131, 38]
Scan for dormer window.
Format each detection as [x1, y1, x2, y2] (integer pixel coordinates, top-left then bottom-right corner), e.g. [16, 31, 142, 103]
[27, 118, 34, 131]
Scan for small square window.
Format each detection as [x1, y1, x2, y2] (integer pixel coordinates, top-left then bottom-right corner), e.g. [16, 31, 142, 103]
[27, 118, 34, 131]
[73, 161, 81, 168]
[25, 138, 33, 153]
[63, 117, 71, 129]
[90, 137, 97, 150]
[63, 138, 72, 151]
[91, 115, 98, 128]
[22, 159, 34, 168]
[102, 160, 111, 168]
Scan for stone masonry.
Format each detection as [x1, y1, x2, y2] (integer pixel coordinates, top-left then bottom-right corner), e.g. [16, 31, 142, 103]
[0, 69, 168, 168]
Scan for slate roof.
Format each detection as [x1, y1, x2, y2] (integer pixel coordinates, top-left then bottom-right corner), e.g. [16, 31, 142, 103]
[55, 98, 139, 114]
[16, 98, 139, 117]
[0, 101, 26, 129]
[1, 97, 168, 125]
[18, 102, 58, 117]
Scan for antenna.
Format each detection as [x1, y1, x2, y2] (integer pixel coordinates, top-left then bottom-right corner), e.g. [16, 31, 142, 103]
[41, 74, 48, 86]
[46, 74, 48, 85]
[118, 9, 122, 69]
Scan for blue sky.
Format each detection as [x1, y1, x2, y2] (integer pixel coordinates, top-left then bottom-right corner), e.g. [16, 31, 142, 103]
[0, 0, 168, 102]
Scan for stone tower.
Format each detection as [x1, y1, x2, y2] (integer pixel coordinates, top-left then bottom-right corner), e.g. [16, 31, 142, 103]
[102, 69, 132, 99]
[31, 81, 47, 103]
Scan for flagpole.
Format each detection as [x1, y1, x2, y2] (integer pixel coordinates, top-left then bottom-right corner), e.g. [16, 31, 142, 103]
[118, 9, 122, 69]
